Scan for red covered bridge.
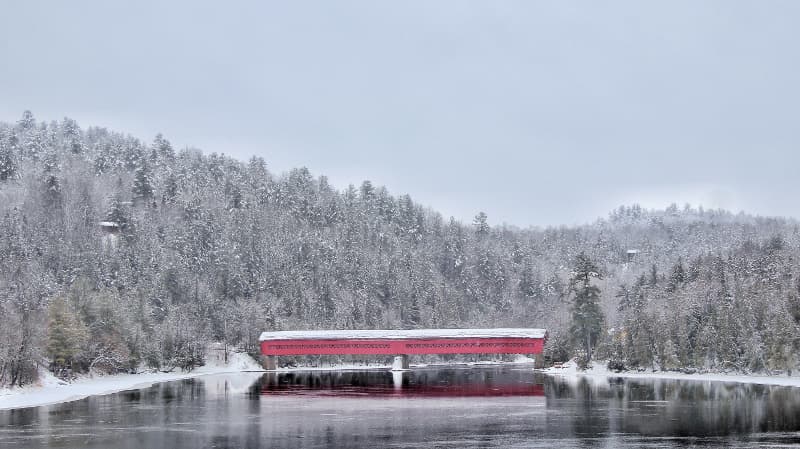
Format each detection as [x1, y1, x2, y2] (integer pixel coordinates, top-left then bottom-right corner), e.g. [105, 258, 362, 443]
[259, 328, 547, 370]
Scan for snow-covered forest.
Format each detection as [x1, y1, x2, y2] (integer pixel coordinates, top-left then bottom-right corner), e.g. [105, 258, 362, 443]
[1, 111, 799, 387]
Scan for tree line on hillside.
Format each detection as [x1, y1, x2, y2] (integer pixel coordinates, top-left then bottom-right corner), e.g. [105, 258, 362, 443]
[1, 111, 799, 387]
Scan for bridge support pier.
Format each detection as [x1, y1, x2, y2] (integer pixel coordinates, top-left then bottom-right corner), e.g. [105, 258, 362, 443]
[534, 355, 545, 369]
[261, 355, 277, 371]
[392, 355, 409, 371]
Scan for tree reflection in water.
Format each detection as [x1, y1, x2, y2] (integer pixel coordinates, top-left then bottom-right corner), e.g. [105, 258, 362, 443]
[2, 367, 800, 448]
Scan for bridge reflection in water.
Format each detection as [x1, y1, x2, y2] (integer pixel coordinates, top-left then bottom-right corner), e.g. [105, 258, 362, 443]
[7, 369, 800, 448]
[253, 368, 545, 398]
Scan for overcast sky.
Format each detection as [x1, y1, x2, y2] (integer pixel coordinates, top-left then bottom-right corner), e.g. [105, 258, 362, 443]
[2, 1, 799, 226]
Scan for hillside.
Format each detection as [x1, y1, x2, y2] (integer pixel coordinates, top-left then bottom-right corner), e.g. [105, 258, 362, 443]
[1, 111, 799, 387]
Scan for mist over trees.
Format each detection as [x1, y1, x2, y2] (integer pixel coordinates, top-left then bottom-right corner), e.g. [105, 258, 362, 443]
[1, 112, 799, 386]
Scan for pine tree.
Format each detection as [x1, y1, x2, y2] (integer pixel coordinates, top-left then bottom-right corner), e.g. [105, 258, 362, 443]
[359, 180, 374, 201]
[152, 133, 175, 165]
[519, 260, 540, 299]
[17, 110, 35, 130]
[43, 174, 62, 206]
[70, 139, 83, 155]
[163, 173, 178, 204]
[0, 134, 16, 181]
[649, 264, 659, 286]
[667, 258, 686, 292]
[230, 185, 243, 210]
[132, 163, 154, 202]
[47, 298, 89, 373]
[473, 211, 490, 237]
[106, 195, 128, 228]
[569, 252, 604, 367]
[41, 152, 62, 207]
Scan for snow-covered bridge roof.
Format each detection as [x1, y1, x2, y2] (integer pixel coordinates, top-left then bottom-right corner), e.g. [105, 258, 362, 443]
[259, 328, 547, 341]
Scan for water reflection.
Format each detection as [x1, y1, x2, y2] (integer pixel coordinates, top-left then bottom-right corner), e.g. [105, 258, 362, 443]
[547, 375, 800, 438]
[1, 368, 800, 448]
[255, 369, 545, 397]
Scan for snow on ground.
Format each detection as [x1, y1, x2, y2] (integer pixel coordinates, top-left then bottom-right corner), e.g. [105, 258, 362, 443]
[259, 328, 547, 341]
[513, 355, 536, 364]
[542, 359, 800, 388]
[0, 351, 264, 411]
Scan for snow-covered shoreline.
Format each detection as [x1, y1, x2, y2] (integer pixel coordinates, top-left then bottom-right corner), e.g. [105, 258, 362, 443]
[14, 356, 799, 412]
[542, 360, 800, 388]
[0, 355, 537, 410]
[0, 352, 264, 411]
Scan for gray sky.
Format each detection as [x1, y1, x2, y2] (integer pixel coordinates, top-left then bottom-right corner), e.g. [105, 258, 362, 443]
[2, 1, 799, 227]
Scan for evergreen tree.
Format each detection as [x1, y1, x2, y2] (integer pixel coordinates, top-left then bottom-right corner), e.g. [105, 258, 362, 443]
[667, 258, 686, 292]
[230, 185, 243, 210]
[152, 133, 175, 165]
[0, 133, 16, 181]
[70, 139, 83, 155]
[106, 196, 128, 228]
[473, 211, 490, 237]
[519, 260, 540, 299]
[649, 264, 659, 286]
[163, 173, 179, 204]
[17, 110, 35, 130]
[359, 180, 374, 201]
[132, 163, 154, 202]
[47, 298, 89, 373]
[569, 252, 604, 367]
[42, 152, 62, 207]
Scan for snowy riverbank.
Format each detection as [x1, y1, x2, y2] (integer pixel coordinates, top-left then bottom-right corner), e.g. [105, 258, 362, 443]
[0, 352, 264, 410]
[20, 355, 781, 411]
[0, 355, 539, 410]
[542, 359, 800, 388]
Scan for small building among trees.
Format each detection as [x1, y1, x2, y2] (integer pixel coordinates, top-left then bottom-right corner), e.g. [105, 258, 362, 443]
[98, 221, 120, 247]
[625, 249, 640, 262]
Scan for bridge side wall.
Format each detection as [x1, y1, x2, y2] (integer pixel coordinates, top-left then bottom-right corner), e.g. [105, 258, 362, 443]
[260, 337, 544, 356]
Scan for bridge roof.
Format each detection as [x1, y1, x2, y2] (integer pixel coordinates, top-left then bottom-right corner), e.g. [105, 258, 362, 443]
[259, 328, 546, 341]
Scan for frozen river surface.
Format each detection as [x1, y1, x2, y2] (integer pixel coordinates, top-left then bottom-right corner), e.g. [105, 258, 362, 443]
[2, 366, 800, 448]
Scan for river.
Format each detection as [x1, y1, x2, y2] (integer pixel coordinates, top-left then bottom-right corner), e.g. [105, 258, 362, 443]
[2, 366, 800, 448]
